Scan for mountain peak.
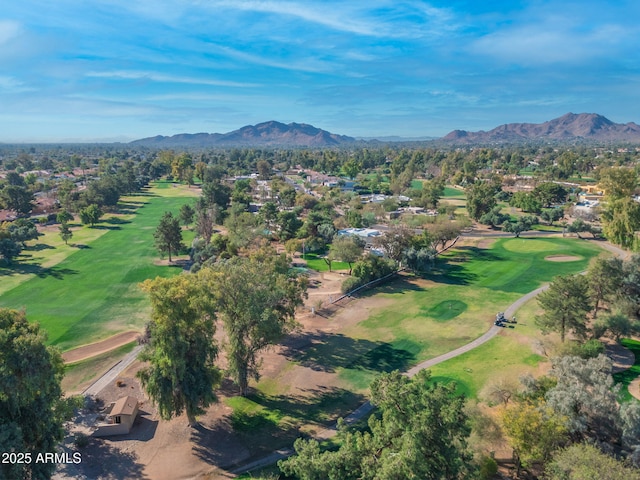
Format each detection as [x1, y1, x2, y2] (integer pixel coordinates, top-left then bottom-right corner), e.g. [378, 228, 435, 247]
[131, 121, 355, 147]
[442, 113, 640, 143]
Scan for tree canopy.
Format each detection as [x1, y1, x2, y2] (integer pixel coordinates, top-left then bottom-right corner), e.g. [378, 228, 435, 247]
[536, 275, 591, 342]
[0, 309, 67, 480]
[199, 251, 306, 395]
[279, 370, 474, 480]
[137, 275, 221, 425]
[153, 211, 185, 262]
[466, 181, 500, 220]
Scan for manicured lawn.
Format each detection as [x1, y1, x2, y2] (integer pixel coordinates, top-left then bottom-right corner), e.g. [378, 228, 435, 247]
[613, 338, 640, 402]
[222, 236, 603, 455]
[428, 337, 544, 399]
[0, 224, 111, 296]
[443, 186, 465, 198]
[0, 182, 197, 351]
[302, 253, 351, 272]
[333, 237, 602, 391]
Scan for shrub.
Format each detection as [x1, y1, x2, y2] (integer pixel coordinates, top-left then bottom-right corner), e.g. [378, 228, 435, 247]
[478, 456, 498, 480]
[73, 433, 89, 449]
[341, 276, 364, 294]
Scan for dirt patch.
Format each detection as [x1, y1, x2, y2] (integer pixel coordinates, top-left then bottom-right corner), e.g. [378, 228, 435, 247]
[63, 331, 141, 364]
[59, 276, 414, 479]
[477, 238, 496, 250]
[544, 255, 581, 262]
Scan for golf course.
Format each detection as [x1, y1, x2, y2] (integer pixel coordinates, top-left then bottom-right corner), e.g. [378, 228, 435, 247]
[0, 181, 197, 352]
[226, 235, 605, 450]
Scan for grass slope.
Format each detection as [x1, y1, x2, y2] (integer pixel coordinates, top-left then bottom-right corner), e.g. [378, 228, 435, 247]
[0, 182, 196, 351]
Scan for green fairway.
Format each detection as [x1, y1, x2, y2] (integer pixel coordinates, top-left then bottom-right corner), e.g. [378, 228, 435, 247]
[428, 337, 544, 399]
[333, 237, 602, 390]
[0, 182, 197, 351]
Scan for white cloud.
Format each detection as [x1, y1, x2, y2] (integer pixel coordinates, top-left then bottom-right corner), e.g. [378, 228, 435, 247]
[85, 70, 259, 88]
[207, 0, 456, 39]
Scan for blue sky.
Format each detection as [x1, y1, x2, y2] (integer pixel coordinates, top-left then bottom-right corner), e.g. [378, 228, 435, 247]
[1, 0, 639, 142]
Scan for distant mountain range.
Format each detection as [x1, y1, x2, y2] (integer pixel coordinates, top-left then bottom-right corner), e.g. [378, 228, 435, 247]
[130, 114, 640, 147]
[442, 113, 640, 144]
[130, 121, 355, 147]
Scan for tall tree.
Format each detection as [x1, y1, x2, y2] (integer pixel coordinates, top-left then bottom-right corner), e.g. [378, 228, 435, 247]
[0, 185, 35, 216]
[372, 225, 414, 266]
[6, 218, 39, 246]
[137, 275, 220, 426]
[533, 182, 568, 207]
[329, 235, 364, 275]
[179, 203, 195, 228]
[279, 370, 474, 480]
[0, 309, 67, 480]
[598, 166, 638, 200]
[153, 211, 184, 262]
[171, 152, 194, 185]
[256, 159, 272, 180]
[200, 252, 306, 395]
[587, 256, 624, 317]
[59, 222, 73, 245]
[501, 403, 569, 470]
[536, 275, 591, 342]
[79, 204, 103, 227]
[466, 181, 500, 220]
[601, 197, 640, 249]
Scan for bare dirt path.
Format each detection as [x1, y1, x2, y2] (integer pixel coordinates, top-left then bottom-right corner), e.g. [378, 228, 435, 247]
[82, 345, 143, 397]
[62, 331, 140, 364]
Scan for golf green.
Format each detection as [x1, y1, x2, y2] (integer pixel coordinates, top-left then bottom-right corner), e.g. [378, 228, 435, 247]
[422, 300, 468, 321]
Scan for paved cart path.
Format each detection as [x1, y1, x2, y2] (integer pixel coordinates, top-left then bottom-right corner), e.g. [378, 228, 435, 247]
[231, 239, 630, 475]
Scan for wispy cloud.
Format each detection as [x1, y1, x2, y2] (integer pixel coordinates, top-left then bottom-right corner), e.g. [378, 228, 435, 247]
[85, 70, 259, 88]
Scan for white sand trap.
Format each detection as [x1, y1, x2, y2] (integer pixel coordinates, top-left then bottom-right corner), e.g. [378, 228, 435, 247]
[545, 255, 581, 262]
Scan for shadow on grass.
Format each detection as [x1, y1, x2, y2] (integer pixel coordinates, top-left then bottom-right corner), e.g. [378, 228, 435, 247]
[0, 262, 77, 279]
[192, 387, 366, 468]
[27, 243, 54, 251]
[356, 275, 425, 298]
[282, 332, 416, 374]
[250, 386, 366, 427]
[422, 263, 476, 285]
[130, 191, 159, 197]
[104, 217, 132, 225]
[91, 225, 122, 230]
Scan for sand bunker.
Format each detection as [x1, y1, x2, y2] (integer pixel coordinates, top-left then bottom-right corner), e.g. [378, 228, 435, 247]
[545, 255, 581, 262]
